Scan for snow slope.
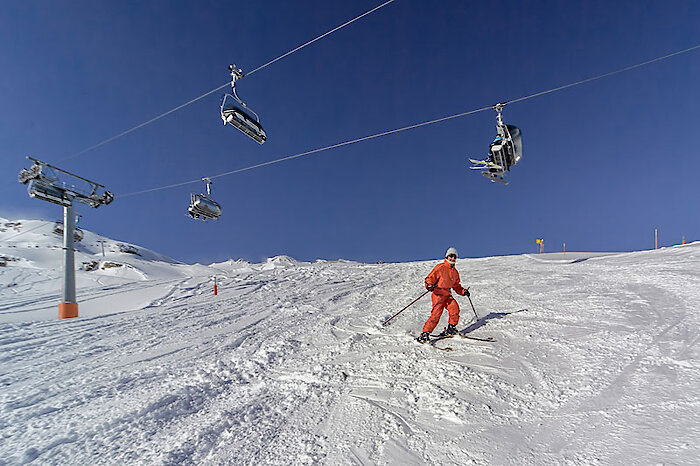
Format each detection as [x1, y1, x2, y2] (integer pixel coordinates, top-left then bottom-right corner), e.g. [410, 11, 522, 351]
[1, 219, 699, 464]
[1, 218, 235, 322]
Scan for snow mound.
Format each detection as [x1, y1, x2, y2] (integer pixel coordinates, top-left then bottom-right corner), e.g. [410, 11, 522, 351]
[524, 251, 622, 263]
[261, 255, 307, 270]
[209, 258, 255, 274]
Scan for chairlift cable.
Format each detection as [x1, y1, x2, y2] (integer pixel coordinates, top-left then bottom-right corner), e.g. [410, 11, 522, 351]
[504, 44, 700, 107]
[244, 0, 396, 78]
[120, 105, 494, 197]
[61, 84, 229, 162]
[119, 42, 700, 198]
[1, 223, 51, 242]
[59, 0, 397, 162]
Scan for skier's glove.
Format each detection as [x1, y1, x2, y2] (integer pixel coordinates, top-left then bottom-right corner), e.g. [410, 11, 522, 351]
[463, 289, 470, 297]
[426, 283, 436, 292]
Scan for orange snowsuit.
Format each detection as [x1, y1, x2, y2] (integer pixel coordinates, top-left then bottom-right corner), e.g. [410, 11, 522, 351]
[423, 260, 468, 333]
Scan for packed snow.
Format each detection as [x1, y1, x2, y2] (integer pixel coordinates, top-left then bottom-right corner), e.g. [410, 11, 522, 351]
[1, 218, 698, 465]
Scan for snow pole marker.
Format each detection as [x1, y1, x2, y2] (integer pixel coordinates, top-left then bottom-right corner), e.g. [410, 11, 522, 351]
[655, 228, 658, 249]
[214, 276, 218, 296]
[383, 289, 430, 326]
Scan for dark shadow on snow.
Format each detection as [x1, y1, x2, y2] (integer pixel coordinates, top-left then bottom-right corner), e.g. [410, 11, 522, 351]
[460, 308, 528, 335]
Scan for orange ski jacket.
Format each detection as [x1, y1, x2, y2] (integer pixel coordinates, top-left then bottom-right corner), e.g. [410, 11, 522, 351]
[425, 260, 468, 297]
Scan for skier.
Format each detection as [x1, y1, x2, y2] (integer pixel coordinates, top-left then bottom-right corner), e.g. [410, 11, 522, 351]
[490, 134, 504, 154]
[417, 247, 470, 343]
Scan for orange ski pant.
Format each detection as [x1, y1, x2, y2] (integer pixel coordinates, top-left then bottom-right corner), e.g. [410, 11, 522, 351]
[422, 293, 460, 333]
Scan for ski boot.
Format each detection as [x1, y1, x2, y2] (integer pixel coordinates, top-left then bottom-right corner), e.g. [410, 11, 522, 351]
[442, 324, 459, 337]
[416, 332, 430, 344]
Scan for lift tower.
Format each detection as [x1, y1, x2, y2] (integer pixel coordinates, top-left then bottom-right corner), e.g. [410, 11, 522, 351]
[18, 157, 113, 318]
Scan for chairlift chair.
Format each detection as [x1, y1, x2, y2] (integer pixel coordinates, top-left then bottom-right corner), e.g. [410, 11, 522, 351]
[220, 64, 267, 144]
[470, 104, 523, 185]
[54, 222, 84, 242]
[27, 179, 74, 206]
[18, 158, 114, 208]
[188, 178, 222, 221]
[489, 124, 522, 171]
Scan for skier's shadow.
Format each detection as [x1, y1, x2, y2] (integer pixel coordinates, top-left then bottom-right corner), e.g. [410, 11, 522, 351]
[461, 308, 528, 335]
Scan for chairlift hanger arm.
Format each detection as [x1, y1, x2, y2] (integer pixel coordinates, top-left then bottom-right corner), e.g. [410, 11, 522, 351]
[26, 156, 106, 189]
[229, 64, 244, 82]
[225, 65, 256, 115]
[493, 103, 506, 126]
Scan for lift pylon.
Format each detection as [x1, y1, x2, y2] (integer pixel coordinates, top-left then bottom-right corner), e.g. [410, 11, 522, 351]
[18, 157, 113, 318]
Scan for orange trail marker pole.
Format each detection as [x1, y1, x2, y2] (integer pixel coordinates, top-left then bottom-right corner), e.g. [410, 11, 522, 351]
[655, 228, 658, 249]
[214, 277, 218, 296]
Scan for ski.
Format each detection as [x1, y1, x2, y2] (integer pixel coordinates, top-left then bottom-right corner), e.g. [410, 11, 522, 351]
[421, 333, 493, 351]
[416, 337, 453, 351]
[469, 158, 503, 169]
[481, 171, 508, 185]
[460, 335, 495, 342]
[427, 338, 454, 352]
[429, 333, 495, 342]
[469, 158, 509, 184]
[434, 346, 453, 352]
[428, 335, 493, 351]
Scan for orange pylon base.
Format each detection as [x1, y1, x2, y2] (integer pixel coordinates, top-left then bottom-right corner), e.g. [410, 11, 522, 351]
[58, 302, 79, 319]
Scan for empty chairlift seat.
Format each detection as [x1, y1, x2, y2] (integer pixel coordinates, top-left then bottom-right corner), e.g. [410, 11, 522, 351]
[188, 178, 221, 221]
[188, 193, 222, 221]
[221, 97, 267, 144]
[220, 64, 267, 144]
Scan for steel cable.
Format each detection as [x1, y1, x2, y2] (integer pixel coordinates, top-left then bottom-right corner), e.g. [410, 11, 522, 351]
[119, 42, 700, 198]
[60, 0, 397, 162]
[1, 222, 51, 242]
[120, 105, 493, 197]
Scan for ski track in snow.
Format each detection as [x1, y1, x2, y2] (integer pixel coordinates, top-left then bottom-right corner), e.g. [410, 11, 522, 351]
[1, 241, 699, 464]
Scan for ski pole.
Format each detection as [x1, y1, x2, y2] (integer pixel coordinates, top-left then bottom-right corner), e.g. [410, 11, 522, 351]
[383, 289, 430, 326]
[466, 287, 479, 321]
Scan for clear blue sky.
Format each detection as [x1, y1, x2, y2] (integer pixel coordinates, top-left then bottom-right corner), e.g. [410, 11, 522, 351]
[1, 0, 698, 264]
